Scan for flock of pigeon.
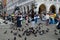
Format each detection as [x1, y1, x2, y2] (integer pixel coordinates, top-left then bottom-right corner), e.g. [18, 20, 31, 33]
[0, 20, 59, 40]
[3, 23, 51, 40]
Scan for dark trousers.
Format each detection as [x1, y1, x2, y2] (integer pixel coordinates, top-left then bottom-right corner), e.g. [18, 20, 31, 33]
[17, 20, 22, 27]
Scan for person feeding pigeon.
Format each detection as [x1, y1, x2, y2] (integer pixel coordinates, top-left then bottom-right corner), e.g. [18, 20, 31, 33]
[17, 13, 22, 27]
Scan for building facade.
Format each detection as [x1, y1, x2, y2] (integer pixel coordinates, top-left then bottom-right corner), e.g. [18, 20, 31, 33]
[6, 0, 60, 14]
[0, 0, 7, 14]
[6, 0, 34, 14]
[35, 0, 60, 14]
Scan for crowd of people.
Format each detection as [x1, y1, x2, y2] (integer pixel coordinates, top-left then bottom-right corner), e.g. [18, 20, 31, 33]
[0, 10, 60, 29]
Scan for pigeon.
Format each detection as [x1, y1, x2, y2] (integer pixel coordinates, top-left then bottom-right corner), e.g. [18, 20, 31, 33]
[4, 30, 7, 34]
[10, 30, 13, 33]
[42, 30, 45, 34]
[13, 28, 16, 30]
[58, 38, 60, 40]
[29, 27, 34, 30]
[3, 21, 6, 23]
[8, 39, 10, 40]
[22, 32, 25, 36]
[18, 34, 22, 38]
[26, 31, 30, 36]
[22, 29, 28, 36]
[3, 21, 8, 24]
[13, 32, 17, 36]
[18, 29, 21, 31]
[46, 28, 49, 32]
[22, 28, 24, 31]
[24, 37, 27, 40]
[55, 32, 58, 35]
[26, 23, 29, 26]
[34, 34, 37, 37]
[39, 31, 43, 35]
[32, 30, 37, 34]
[38, 23, 42, 26]
[14, 37, 16, 40]
[35, 27, 38, 29]
[5, 22, 8, 24]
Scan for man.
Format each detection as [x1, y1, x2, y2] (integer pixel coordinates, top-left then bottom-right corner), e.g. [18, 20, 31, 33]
[17, 14, 22, 27]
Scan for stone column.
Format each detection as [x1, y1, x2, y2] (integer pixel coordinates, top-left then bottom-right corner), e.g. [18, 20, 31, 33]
[46, 5, 49, 13]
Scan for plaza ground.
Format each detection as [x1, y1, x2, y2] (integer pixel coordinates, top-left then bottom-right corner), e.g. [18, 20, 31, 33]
[0, 20, 60, 40]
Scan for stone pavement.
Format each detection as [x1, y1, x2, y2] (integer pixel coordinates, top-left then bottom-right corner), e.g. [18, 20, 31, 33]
[0, 19, 60, 40]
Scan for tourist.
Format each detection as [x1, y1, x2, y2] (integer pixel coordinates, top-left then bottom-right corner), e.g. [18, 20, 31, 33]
[8, 15, 12, 21]
[25, 15, 29, 25]
[17, 13, 22, 27]
[31, 13, 35, 27]
[45, 13, 50, 26]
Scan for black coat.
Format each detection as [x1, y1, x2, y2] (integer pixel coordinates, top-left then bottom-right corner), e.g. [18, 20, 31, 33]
[17, 16, 21, 27]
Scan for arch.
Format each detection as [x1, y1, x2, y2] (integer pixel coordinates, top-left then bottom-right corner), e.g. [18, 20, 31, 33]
[38, 4, 46, 14]
[49, 5, 56, 13]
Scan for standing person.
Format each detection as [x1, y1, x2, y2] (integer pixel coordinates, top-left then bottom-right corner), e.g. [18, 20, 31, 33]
[8, 15, 12, 21]
[17, 14, 22, 27]
[25, 15, 29, 25]
[45, 13, 50, 26]
[31, 13, 35, 27]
